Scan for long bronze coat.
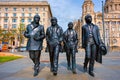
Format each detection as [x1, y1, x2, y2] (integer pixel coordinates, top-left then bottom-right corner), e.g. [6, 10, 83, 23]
[24, 23, 45, 50]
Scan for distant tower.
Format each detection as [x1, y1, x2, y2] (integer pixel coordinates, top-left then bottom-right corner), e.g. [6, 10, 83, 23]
[82, 0, 95, 24]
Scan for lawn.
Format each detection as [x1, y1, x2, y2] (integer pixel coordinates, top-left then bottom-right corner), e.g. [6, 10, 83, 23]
[0, 56, 23, 63]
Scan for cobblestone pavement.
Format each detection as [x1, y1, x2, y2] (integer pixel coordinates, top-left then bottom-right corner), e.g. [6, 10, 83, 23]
[0, 51, 120, 80]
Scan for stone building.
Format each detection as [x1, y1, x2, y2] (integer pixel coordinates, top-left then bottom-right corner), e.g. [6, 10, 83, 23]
[74, 0, 120, 51]
[0, 0, 52, 50]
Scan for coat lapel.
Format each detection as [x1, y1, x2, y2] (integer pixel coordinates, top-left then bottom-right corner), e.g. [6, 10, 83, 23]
[85, 25, 89, 33]
[92, 24, 95, 34]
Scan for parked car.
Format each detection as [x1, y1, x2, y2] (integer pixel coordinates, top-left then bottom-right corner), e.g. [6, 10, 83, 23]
[16, 46, 27, 52]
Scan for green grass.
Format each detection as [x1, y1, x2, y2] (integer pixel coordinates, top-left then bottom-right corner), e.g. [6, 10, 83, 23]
[0, 56, 23, 63]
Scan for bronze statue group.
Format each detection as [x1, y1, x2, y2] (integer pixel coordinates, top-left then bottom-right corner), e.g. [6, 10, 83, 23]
[24, 14, 107, 77]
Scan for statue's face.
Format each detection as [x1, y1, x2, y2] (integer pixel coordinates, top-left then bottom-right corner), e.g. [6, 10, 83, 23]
[34, 17, 40, 24]
[51, 19, 57, 26]
[85, 15, 92, 24]
[68, 22, 73, 29]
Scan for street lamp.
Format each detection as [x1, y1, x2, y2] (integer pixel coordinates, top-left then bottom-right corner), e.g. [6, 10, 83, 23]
[102, 0, 106, 45]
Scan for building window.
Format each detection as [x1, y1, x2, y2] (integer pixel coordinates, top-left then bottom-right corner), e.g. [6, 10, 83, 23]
[5, 13, 8, 17]
[43, 7, 45, 11]
[112, 15, 114, 18]
[22, 13, 25, 17]
[12, 19, 17, 23]
[12, 24, 17, 28]
[119, 26, 120, 31]
[29, 13, 32, 17]
[118, 15, 120, 18]
[118, 21, 120, 24]
[36, 7, 39, 11]
[4, 19, 8, 22]
[29, 8, 32, 11]
[5, 8, 8, 11]
[28, 18, 32, 23]
[115, 4, 117, 10]
[13, 13, 16, 17]
[22, 8, 24, 11]
[106, 6, 108, 13]
[112, 27, 115, 31]
[113, 21, 116, 25]
[36, 13, 38, 15]
[43, 13, 45, 16]
[117, 33, 119, 37]
[97, 16, 101, 19]
[110, 5, 112, 10]
[111, 21, 116, 25]
[21, 19, 25, 23]
[43, 18, 45, 22]
[13, 8, 17, 11]
[112, 39, 117, 45]
[4, 24, 8, 28]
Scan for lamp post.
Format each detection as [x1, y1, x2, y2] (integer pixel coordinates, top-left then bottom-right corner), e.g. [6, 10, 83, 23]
[102, 1, 106, 45]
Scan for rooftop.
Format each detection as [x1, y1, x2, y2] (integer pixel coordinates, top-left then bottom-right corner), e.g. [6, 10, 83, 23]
[0, 0, 46, 2]
[0, 0, 49, 6]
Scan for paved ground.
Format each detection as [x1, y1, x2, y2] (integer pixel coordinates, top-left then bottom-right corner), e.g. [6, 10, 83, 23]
[0, 51, 120, 80]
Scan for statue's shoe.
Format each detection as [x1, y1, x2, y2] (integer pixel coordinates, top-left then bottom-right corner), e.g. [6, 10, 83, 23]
[53, 72, 57, 76]
[89, 71, 95, 77]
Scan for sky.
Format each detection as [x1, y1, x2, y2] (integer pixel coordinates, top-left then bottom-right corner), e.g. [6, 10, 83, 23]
[48, 0, 105, 31]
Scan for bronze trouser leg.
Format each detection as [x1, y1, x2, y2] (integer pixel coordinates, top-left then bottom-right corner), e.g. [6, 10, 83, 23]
[66, 48, 71, 68]
[48, 46, 54, 71]
[53, 45, 60, 72]
[84, 57, 89, 68]
[84, 43, 91, 68]
[89, 44, 96, 72]
[71, 48, 76, 71]
[29, 50, 41, 69]
[29, 51, 35, 64]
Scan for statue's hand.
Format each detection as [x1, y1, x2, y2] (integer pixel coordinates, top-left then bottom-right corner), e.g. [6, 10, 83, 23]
[33, 33, 39, 40]
[24, 31, 31, 38]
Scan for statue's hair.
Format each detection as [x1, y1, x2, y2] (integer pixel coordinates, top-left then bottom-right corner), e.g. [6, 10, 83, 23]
[85, 14, 92, 20]
[34, 14, 40, 19]
[51, 17, 57, 22]
[68, 22, 73, 26]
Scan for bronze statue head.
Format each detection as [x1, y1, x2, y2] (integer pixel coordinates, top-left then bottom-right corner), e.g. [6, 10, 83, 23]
[34, 14, 40, 24]
[85, 14, 92, 24]
[68, 22, 73, 29]
[51, 17, 57, 26]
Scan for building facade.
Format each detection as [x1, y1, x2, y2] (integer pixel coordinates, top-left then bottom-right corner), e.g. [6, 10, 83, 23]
[74, 0, 120, 51]
[0, 0, 52, 50]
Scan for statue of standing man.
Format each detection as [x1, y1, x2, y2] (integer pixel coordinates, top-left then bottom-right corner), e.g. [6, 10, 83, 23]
[46, 17, 63, 76]
[82, 14, 102, 77]
[63, 22, 78, 74]
[24, 14, 45, 76]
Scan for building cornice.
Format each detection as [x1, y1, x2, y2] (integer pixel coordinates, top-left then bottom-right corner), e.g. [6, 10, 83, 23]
[0, 1, 49, 6]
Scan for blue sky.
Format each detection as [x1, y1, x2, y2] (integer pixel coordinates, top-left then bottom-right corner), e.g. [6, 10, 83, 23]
[48, 0, 105, 31]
